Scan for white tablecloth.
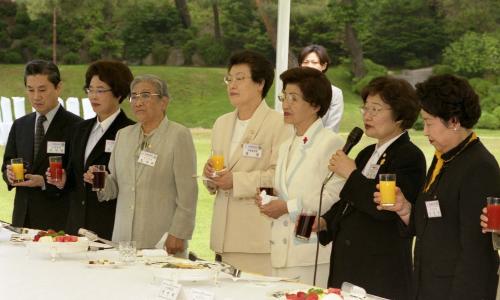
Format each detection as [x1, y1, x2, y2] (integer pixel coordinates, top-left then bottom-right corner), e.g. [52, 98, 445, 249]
[0, 228, 311, 300]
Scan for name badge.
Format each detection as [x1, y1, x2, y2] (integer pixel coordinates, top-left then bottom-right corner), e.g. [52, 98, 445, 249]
[105, 140, 115, 153]
[158, 279, 181, 300]
[425, 200, 442, 218]
[243, 143, 262, 158]
[47, 141, 65, 154]
[365, 164, 380, 179]
[188, 289, 214, 300]
[138, 150, 158, 167]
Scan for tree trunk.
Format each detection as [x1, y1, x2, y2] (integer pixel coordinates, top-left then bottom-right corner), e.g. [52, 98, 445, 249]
[212, 1, 221, 41]
[341, 0, 366, 78]
[254, 0, 297, 67]
[52, 7, 57, 64]
[175, 0, 191, 28]
[344, 23, 366, 77]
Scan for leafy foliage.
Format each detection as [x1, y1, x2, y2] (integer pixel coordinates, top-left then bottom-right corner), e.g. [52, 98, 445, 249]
[443, 31, 500, 77]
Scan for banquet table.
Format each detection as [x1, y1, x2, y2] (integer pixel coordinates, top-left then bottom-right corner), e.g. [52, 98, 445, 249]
[0, 227, 314, 300]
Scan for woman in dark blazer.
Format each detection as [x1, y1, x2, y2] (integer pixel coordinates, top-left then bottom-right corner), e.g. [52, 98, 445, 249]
[316, 76, 426, 299]
[377, 74, 500, 300]
[47, 60, 134, 239]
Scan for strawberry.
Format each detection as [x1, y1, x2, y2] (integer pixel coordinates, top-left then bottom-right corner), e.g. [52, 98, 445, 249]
[55, 236, 65, 242]
[33, 235, 41, 242]
[69, 235, 78, 242]
[63, 236, 72, 242]
[47, 229, 56, 235]
[305, 294, 319, 300]
[327, 288, 341, 295]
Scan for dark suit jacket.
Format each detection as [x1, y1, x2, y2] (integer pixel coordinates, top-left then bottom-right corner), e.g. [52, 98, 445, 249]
[319, 132, 426, 300]
[1, 106, 82, 230]
[412, 139, 499, 300]
[65, 110, 134, 239]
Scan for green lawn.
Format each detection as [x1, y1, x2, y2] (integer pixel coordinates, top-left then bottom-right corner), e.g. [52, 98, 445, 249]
[1, 129, 499, 260]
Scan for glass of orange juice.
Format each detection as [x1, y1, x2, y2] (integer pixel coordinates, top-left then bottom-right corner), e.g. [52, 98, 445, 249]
[11, 158, 25, 183]
[211, 150, 224, 176]
[379, 173, 396, 206]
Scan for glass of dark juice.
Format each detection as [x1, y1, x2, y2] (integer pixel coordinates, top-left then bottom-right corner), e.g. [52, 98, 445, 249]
[295, 208, 317, 240]
[92, 165, 106, 192]
[259, 175, 274, 196]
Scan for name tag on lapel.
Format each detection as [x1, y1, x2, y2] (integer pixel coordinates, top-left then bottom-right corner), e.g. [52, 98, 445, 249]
[138, 150, 158, 167]
[365, 164, 380, 179]
[243, 143, 262, 158]
[47, 141, 65, 154]
[425, 200, 442, 218]
[105, 140, 115, 153]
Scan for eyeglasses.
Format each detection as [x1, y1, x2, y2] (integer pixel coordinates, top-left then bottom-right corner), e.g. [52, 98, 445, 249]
[129, 92, 161, 103]
[278, 92, 303, 103]
[85, 88, 112, 95]
[223, 75, 250, 85]
[360, 105, 391, 116]
[302, 60, 321, 65]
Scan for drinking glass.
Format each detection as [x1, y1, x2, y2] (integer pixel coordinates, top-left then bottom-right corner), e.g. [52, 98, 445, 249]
[92, 165, 106, 191]
[118, 241, 137, 264]
[49, 156, 63, 182]
[11, 158, 24, 183]
[379, 174, 396, 206]
[210, 150, 224, 177]
[486, 197, 500, 232]
[295, 208, 317, 240]
[259, 175, 274, 196]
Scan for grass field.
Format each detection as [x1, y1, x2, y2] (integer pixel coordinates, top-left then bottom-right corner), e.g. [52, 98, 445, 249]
[1, 129, 499, 259]
[0, 64, 363, 131]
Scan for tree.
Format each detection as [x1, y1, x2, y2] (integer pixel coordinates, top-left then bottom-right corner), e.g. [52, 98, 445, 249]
[330, 0, 366, 77]
[363, 0, 449, 68]
[175, 0, 191, 28]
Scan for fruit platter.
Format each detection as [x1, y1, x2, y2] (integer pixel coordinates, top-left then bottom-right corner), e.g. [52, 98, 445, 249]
[26, 229, 89, 258]
[271, 288, 343, 300]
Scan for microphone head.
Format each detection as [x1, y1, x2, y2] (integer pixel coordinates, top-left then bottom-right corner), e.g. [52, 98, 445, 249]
[347, 127, 364, 144]
[342, 127, 364, 154]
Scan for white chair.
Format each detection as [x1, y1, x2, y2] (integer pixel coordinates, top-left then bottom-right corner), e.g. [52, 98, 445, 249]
[65, 97, 80, 117]
[12, 97, 26, 119]
[0, 97, 13, 145]
[1, 97, 13, 123]
[81, 98, 96, 120]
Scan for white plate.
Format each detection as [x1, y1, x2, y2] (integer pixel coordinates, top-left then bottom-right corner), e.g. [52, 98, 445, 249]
[26, 237, 89, 255]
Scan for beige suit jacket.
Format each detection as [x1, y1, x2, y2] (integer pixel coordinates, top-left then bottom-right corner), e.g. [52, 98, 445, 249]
[207, 100, 292, 254]
[100, 117, 198, 249]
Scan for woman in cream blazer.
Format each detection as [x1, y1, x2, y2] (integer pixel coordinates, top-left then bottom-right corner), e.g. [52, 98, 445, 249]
[257, 67, 344, 287]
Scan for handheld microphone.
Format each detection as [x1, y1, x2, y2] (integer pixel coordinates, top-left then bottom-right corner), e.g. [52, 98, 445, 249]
[313, 126, 363, 286]
[323, 127, 364, 185]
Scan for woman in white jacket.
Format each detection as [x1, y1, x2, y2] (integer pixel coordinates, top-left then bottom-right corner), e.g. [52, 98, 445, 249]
[256, 67, 345, 287]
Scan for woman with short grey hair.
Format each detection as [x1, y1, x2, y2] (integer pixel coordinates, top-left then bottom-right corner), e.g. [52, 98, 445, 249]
[84, 74, 198, 255]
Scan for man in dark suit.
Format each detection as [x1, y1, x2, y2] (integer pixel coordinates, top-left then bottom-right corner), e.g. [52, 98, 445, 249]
[2, 60, 82, 231]
[50, 60, 134, 239]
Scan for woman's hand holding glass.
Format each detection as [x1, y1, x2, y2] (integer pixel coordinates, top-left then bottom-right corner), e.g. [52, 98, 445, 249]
[374, 184, 412, 225]
[6, 164, 45, 187]
[211, 169, 233, 190]
[480, 207, 489, 233]
[329, 150, 357, 179]
[311, 216, 327, 233]
[256, 198, 288, 219]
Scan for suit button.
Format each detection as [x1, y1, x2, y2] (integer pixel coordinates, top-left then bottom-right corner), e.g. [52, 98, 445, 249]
[283, 238, 287, 244]
[270, 240, 274, 245]
[81, 201, 85, 205]
[131, 187, 135, 192]
[345, 239, 351, 246]
[283, 220, 288, 227]
[130, 205, 134, 210]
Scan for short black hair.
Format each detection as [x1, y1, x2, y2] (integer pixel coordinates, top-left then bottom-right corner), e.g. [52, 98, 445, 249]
[280, 67, 332, 118]
[84, 60, 134, 103]
[416, 74, 481, 129]
[361, 76, 420, 130]
[228, 50, 274, 98]
[24, 60, 61, 87]
[298, 45, 331, 73]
